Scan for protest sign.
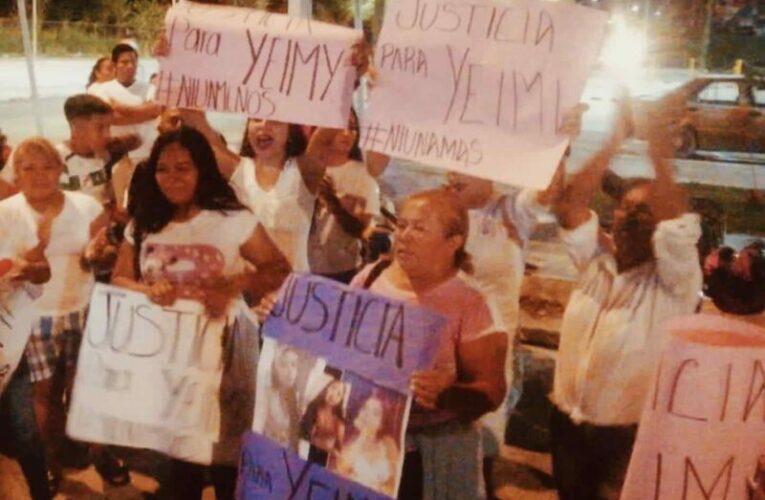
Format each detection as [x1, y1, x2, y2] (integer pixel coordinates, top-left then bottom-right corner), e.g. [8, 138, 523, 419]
[242, 273, 444, 498]
[238, 432, 392, 500]
[67, 284, 260, 465]
[0, 285, 37, 394]
[262, 272, 445, 394]
[361, 0, 609, 188]
[157, 1, 361, 128]
[621, 314, 765, 500]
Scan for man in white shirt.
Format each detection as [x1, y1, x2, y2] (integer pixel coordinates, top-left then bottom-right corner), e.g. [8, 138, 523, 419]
[88, 43, 162, 163]
[549, 101, 702, 499]
[58, 94, 117, 205]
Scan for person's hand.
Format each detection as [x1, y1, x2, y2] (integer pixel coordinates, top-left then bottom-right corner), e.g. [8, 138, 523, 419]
[13, 258, 50, 285]
[106, 134, 142, 159]
[147, 281, 177, 307]
[152, 29, 171, 57]
[158, 108, 184, 135]
[176, 108, 208, 131]
[83, 227, 118, 269]
[148, 102, 164, 120]
[253, 291, 279, 323]
[557, 103, 589, 139]
[317, 175, 338, 204]
[200, 276, 237, 318]
[410, 369, 456, 409]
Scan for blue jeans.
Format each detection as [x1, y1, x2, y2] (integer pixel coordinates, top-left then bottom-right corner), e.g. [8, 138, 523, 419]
[0, 358, 51, 500]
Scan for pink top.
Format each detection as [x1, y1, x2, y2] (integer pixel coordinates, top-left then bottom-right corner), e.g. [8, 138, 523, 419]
[351, 265, 505, 427]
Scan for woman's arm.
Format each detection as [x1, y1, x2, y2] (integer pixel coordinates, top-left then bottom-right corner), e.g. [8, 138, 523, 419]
[317, 177, 371, 238]
[645, 97, 688, 222]
[81, 210, 115, 270]
[111, 241, 177, 306]
[411, 331, 507, 422]
[108, 101, 163, 126]
[297, 127, 337, 193]
[553, 100, 630, 230]
[177, 109, 241, 179]
[239, 224, 292, 304]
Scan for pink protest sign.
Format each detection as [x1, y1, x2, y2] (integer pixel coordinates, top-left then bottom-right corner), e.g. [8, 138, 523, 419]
[361, 0, 608, 188]
[622, 314, 765, 499]
[156, 1, 361, 128]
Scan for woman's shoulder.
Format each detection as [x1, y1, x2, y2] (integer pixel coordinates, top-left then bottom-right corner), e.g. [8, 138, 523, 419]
[0, 192, 26, 214]
[229, 156, 255, 187]
[439, 272, 489, 303]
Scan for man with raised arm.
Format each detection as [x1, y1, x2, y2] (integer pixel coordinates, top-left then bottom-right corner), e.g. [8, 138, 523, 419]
[549, 98, 702, 500]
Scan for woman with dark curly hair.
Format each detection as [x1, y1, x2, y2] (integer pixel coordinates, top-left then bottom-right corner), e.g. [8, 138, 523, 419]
[703, 241, 765, 323]
[111, 126, 291, 499]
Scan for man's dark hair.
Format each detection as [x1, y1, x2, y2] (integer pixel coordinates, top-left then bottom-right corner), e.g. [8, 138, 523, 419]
[64, 94, 112, 121]
[111, 43, 138, 63]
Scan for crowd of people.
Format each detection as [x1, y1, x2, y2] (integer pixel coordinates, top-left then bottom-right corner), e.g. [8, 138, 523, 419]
[0, 31, 764, 500]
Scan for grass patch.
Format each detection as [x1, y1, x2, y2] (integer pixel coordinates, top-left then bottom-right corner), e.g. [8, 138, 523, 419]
[0, 22, 118, 56]
[684, 182, 765, 236]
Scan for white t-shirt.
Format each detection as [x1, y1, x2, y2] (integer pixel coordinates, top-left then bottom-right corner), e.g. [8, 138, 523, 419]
[308, 160, 380, 275]
[88, 79, 157, 161]
[56, 143, 110, 204]
[467, 189, 548, 334]
[229, 157, 314, 272]
[124, 209, 259, 297]
[0, 192, 102, 316]
[553, 212, 702, 426]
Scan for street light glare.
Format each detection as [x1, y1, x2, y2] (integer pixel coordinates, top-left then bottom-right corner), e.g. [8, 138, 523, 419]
[602, 15, 647, 76]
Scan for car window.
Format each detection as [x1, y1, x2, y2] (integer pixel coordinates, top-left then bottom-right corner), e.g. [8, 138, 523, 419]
[754, 88, 765, 108]
[695, 82, 740, 105]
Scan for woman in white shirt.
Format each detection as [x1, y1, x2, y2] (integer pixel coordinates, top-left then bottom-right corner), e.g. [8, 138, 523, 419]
[1, 137, 109, 494]
[179, 111, 335, 274]
[111, 126, 290, 499]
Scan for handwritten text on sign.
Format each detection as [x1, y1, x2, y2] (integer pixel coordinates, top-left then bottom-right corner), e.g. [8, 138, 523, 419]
[237, 432, 391, 500]
[621, 314, 765, 500]
[362, 0, 608, 188]
[263, 273, 445, 394]
[67, 284, 250, 464]
[157, 1, 361, 128]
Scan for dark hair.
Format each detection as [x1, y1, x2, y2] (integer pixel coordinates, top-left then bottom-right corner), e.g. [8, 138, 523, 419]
[131, 127, 246, 240]
[239, 120, 307, 159]
[346, 108, 363, 162]
[299, 380, 345, 444]
[64, 94, 112, 121]
[704, 241, 765, 315]
[87, 57, 110, 87]
[111, 43, 137, 63]
[602, 173, 653, 202]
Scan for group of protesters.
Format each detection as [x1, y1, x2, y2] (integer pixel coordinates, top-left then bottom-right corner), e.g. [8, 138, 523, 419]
[1, 23, 764, 500]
